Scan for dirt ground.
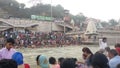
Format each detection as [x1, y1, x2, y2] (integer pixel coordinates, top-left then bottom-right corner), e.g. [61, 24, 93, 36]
[17, 45, 114, 68]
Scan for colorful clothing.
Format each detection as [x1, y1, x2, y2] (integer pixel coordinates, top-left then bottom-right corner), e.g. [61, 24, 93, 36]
[0, 48, 16, 60]
[51, 64, 60, 68]
[109, 56, 120, 68]
[12, 52, 23, 65]
[116, 47, 120, 55]
[39, 55, 50, 68]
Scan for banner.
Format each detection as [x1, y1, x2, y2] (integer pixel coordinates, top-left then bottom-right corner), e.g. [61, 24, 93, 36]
[31, 15, 54, 21]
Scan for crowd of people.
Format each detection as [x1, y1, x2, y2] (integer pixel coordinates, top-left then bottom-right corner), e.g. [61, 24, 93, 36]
[0, 31, 81, 48]
[1, 37, 120, 68]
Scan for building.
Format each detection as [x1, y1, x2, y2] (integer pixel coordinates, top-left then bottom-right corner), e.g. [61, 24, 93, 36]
[0, 18, 74, 33]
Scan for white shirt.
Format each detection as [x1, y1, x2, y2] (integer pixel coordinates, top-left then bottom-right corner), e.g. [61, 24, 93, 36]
[99, 39, 107, 50]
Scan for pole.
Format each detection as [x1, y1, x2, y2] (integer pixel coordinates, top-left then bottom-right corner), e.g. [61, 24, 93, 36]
[64, 23, 65, 33]
[50, 0, 52, 32]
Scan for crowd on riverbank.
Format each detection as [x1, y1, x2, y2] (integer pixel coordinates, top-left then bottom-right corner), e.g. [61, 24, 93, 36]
[1, 38, 120, 68]
[0, 31, 82, 48]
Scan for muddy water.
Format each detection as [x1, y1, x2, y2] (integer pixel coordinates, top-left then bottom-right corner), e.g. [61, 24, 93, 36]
[17, 45, 114, 68]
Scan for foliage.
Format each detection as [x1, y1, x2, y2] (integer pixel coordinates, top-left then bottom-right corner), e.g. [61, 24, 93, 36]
[29, 4, 64, 18]
[0, 0, 29, 18]
[0, 0, 87, 25]
[100, 21, 109, 27]
[108, 19, 118, 26]
[1, 0, 119, 28]
[73, 13, 86, 26]
[0, 0, 65, 19]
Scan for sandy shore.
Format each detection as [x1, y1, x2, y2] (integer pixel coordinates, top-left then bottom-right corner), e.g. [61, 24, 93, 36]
[17, 45, 114, 68]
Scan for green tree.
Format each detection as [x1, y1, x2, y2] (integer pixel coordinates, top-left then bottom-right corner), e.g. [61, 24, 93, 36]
[19, 3, 25, 9]
[109, 19, 118, 26]
[29, 4, 64, 18]
[0, 0, 30, 18]
[101, 21, 109, 27]
[73, 13, 86, 26]
[52, 5, 64, 18]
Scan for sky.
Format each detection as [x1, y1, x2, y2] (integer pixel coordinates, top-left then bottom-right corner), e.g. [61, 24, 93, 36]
[16, 0, 120, 21]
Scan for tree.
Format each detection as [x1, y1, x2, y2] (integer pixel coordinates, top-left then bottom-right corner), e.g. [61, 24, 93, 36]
[109, 19, 118, 26]
[29, 4, 64, 18]
[19, 3, 25, 9]
[101, 21, 109, 27]
[73, 13, 86, 26]
[52, 5, 64, 18]
[0, 0, 83, 20]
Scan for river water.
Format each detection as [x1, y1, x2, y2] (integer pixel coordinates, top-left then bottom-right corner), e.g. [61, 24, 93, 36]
[17, 45, 114, 68]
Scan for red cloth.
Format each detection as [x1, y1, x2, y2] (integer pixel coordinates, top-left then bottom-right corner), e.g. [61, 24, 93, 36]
[116, 47, 120, 55]
[24, 64, 30, 68]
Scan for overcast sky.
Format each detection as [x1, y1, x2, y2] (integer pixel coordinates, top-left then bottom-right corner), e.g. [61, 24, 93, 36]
[16, 0, 120, 21]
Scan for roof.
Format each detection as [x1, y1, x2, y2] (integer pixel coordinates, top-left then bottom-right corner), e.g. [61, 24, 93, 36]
[10, 23, 38, 28]
[85, 21, 98, 35]
[0, 27, 12, 31]
[0, 18, 38, 28]
[56, 22, 73, 29]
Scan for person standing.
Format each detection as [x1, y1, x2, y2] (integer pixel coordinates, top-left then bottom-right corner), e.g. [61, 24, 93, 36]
[0, 38, 16, 60]
[82, 47, 93, 67]
[108, 49, 120, 68]
[99, 37, 108, 50]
